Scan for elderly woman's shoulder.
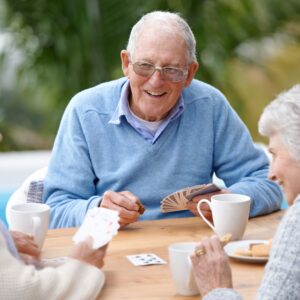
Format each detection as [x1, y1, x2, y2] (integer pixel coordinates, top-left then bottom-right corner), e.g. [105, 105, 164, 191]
[283, 195, 300, 220]
[295, 195, 300, 205]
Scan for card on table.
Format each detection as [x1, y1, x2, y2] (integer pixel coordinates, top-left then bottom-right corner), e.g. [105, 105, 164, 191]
[73, 207, 120, 249]
[126, 253, 167, 266]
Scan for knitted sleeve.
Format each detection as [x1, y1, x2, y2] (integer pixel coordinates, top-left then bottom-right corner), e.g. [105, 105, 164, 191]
[257, 198, 300, 299]
[204, 288, 243, 300]
[0, 234, 105, 300]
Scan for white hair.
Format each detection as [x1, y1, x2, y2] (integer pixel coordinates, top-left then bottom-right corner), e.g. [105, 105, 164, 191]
[126, 11, 197, 64]
[258, 84, 300, 162]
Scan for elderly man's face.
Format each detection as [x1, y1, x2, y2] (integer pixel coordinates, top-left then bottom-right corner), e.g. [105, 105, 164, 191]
[121, 27, 198, 121]
[268, 134, 300, 205]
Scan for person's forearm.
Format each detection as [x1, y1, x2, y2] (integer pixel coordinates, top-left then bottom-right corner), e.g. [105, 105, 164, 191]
[1, 235, 104, 300]
[46, 195, 100, 228]
[229, 174, 283, 217]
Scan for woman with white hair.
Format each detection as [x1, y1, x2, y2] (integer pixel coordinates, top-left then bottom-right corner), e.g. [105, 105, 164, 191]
[190, 84, 300, 299]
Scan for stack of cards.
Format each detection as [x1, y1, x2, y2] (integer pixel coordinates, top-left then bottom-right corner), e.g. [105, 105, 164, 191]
[160, 183, 221, 213]
[73, 207, 120, 249]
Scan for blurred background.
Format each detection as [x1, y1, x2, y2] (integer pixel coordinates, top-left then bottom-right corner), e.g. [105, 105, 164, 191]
[0, 0, 300, 222]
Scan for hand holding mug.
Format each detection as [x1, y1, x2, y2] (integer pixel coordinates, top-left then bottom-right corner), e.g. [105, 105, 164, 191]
[8, 203, 50, 249]
[10, 230, 41, 258]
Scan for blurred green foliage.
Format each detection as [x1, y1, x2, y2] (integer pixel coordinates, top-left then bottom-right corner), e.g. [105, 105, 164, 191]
[0, 0, 300, 150]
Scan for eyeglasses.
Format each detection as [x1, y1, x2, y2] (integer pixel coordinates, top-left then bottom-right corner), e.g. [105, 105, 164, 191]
[130, 61, 188, 82]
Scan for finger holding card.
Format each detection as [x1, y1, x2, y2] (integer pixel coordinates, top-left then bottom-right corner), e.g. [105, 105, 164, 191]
[73, 207, 120, 249]
[70, 237, 108, 269]
[187, 189, 229, 221]
[189, 188, 229, 203]
[160, 183, 223, 214]
[187, 201, 213, 221]
[101, 190, 144, 228]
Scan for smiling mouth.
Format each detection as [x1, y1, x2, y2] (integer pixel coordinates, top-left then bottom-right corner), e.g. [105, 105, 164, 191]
[145, 90, 167, 97]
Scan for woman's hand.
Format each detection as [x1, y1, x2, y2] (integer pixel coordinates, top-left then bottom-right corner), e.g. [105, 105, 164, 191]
[190, 235, 233, 297]
[69, 237, 108, 269]
[10, 230, 41, 258]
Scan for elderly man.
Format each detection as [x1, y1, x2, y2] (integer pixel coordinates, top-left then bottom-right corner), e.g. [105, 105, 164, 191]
[44, 11, 282, 228]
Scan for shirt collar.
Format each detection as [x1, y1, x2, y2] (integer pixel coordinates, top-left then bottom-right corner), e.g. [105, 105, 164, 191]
[109, 79, 185, 125]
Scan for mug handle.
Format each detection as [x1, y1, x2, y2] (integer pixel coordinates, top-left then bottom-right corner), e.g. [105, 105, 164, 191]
[197, 199, 216, 233]
[32, 216, 41, 245]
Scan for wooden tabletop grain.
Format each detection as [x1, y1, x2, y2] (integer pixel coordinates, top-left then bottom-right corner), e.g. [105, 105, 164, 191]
[42, 210, 284, 300]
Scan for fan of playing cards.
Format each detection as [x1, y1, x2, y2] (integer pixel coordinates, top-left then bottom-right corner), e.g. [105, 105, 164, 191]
[160, 183, 221, 213]
[73, 207, 120, 249]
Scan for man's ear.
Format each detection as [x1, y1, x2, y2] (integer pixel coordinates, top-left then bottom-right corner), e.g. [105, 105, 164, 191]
[184, 62, 199, 87]
[121, 50, 130, 77]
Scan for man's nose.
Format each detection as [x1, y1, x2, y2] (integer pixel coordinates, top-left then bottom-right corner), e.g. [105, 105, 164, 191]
[149, 68, 165, 83]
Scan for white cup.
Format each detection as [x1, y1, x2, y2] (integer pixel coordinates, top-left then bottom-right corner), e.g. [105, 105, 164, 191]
[9, 203, 50, 249]
[168, 242, 199, 296]
[197, 193, 251, 241]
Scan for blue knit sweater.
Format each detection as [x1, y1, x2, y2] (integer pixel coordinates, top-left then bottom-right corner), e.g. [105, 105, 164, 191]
[44, 78, 282, 228]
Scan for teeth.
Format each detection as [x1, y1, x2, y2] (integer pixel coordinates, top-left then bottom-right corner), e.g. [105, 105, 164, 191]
[147, 91, 164, 96]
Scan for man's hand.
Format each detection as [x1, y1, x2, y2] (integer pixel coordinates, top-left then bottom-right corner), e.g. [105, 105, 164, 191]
[100, 190, 141, 228]
[10, 230, 41, 259]
[186, 189, 229, 221]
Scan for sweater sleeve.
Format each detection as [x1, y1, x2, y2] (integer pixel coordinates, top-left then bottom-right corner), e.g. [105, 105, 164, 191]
[43, 98, 102, 228]
[256, 198, 300, 299]
[203, 288, 243, 300]
[0, 235, 105, 300]
[212, 91, 282, 217]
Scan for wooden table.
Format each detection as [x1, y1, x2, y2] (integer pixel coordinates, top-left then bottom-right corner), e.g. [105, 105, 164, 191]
[43, 211, 284, 300]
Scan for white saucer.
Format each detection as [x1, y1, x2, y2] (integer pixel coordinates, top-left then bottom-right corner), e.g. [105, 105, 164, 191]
[224, 240, 269, 263]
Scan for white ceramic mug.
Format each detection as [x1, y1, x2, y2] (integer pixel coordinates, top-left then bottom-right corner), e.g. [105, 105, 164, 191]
[168, 242, 199, 296]
[9, 203, 50, 248]
[197, 193, 251, 241]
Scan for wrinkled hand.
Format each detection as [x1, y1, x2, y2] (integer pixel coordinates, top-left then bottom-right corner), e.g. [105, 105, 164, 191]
[190, 235, 233, 297]
[100, 190, 141, 228]
[186, 189, 229, 221]
[69, 237, 108, 269]
[10, 230, 41, 259]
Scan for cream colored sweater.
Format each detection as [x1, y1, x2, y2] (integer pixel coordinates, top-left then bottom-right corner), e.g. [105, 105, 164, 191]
[0, 234, 105, 300]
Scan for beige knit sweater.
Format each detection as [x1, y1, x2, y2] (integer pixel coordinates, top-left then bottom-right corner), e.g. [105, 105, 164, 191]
[0, 234, 105, 300]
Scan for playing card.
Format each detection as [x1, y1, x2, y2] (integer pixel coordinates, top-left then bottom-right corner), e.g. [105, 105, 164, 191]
[160, 183, 221, 213]
[126, 253, 167, 266]
[73, 207, 120, 249]
[185, 183, 221, 201]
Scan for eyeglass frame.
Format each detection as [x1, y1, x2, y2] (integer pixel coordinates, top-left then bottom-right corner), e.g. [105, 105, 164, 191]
[129, 60, 189, 83]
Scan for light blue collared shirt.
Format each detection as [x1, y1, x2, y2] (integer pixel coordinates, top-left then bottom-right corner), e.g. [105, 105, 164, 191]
[0, 220, 20, 259]
[109, 81, 185, 143]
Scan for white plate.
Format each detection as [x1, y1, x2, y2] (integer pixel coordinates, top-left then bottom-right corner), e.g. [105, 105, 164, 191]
[224, 240, 269, 263]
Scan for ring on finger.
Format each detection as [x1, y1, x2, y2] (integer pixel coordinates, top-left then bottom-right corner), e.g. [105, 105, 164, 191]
[194, 248, 206, 257]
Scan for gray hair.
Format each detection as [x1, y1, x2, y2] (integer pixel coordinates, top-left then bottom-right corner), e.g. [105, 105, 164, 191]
[258, 84, 300, 162]
[126, 11, 197, 64]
